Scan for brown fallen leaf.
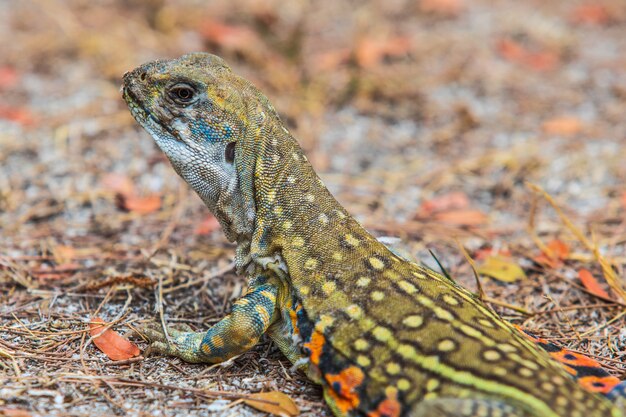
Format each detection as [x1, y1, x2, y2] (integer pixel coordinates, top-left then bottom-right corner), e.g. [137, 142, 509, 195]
[478, 255, 527, 283]
[89, 317, 141, 361]
[578, 269, 610, 299]
[542, 116, 584, 136]
[243, 391, 299, 417]
[194, 214, 221, 235]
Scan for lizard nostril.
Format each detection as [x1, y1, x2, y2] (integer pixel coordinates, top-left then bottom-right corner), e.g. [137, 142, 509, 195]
[139, 71, 147, 82]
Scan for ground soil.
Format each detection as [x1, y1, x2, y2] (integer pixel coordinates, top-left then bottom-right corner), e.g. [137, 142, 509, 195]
[1, 0, 626, 416]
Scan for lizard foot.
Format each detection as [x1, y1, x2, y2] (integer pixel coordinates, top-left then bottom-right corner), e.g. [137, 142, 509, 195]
[139, 321, 208, 363]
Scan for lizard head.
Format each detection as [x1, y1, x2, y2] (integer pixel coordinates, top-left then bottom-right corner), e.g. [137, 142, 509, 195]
[122, 52, 269, 247]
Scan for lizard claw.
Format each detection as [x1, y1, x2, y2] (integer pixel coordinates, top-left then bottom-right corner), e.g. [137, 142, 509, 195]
[138, 321, 207, 363]
[139, 322, 170, 344]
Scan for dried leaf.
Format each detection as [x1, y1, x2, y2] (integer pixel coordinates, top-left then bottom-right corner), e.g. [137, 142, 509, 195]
[52, 245, 76, 264]
[33, 262, 82, 281]
[0, 66, 19, 89]
[0, 105, 35, 126]
[578, 269, 610, 299]
[122, 195, 162, 214]
[243, 391, 299, 417]
[355, 36, 412, 68]
[432, 209, 488, 226]
[194, 215, 221, 235]
[542, 116, 584, 136]
[1, 409, 33, 417]
[419, 192, 470, 215]
[497, 39, 526, 62]
[89, 317, 140, 361]
[313, 49, 351, 72]
[199, 20, 262, 51]
[571, 4, 610, 26]
[496, 39, 558, 72]
[419, 0, 465, 17]
[533, 239, 570, 268]
[473, 247, 511, 261]
[524, 51, 558, 72]
[101, 173, 135, 197]
[478, 255, 527, 283]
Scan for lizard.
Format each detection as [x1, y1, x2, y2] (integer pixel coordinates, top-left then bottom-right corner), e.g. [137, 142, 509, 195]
[122, 52, 624, 417]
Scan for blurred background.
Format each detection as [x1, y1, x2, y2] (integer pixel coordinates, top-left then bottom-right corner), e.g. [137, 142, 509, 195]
[1, 0, 626, 416]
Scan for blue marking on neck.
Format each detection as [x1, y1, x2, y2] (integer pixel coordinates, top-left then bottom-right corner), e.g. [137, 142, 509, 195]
[190, 120, 233, 142]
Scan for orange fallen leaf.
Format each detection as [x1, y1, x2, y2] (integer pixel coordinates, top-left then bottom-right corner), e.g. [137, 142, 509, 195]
[1, 409, 33, 417]
[419, 192, 470, 216]
[121, 195, 162, 214]
[243, 391, 299, 417]
[355, 36, 412, 68]
[199, 20, 262, 51]
[33, 262, 83, 281]
[433, 209, 488, 226]
[571, 4, 610, 26]
[534, 239, 570, 268]
[52, 245, 76, 264]
[496, 39, 558, 72]
[578, 269, 610, 299]
[101, 173, 135, 197]
[0, 105, 35, 126]
[89, 317, 140, 361]
[497, 38, 526, 62]
[542, 116, 584, 136]
[524, 51, 558, 72]
[478, 255, 527, 283]
[194, 215, 221, 235]
[418, 0, 465, 17]
[0, 66, 18, 89]
[474, 247, 511, 261]
[546, 239, 570, 259]
[313, 49, 351, 72]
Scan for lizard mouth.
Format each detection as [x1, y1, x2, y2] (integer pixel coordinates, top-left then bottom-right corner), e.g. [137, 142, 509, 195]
[122, 86, 183, 142]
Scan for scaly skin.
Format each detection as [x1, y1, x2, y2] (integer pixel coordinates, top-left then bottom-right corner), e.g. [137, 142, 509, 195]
[122, 53, 623, 417]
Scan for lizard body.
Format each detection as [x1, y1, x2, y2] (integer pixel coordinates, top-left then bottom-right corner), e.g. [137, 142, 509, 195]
[122, 53, 623, 417]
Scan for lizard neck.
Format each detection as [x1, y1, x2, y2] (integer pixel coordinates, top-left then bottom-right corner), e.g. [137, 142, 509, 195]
[242, 122, 388, 288]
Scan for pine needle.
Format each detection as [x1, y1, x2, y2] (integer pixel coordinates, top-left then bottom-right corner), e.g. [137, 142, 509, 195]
[526, 182, 626, 302]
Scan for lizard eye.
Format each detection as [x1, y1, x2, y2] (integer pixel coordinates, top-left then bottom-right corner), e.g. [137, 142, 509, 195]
[225, 142, 236, 164]
[168, 84, 196, 104]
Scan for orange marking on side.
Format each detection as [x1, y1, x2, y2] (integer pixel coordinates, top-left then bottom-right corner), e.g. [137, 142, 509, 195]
[288, 304, 301, 337]
[303, 331, 325, 365]
[550, 350, 603, 368]
[368, 387, 402, 417]
[325, 366, 365, 414]
[578, 375, 621, 394]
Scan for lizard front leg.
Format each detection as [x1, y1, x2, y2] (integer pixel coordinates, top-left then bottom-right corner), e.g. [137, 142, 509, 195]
[142, 283, 278, 363]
